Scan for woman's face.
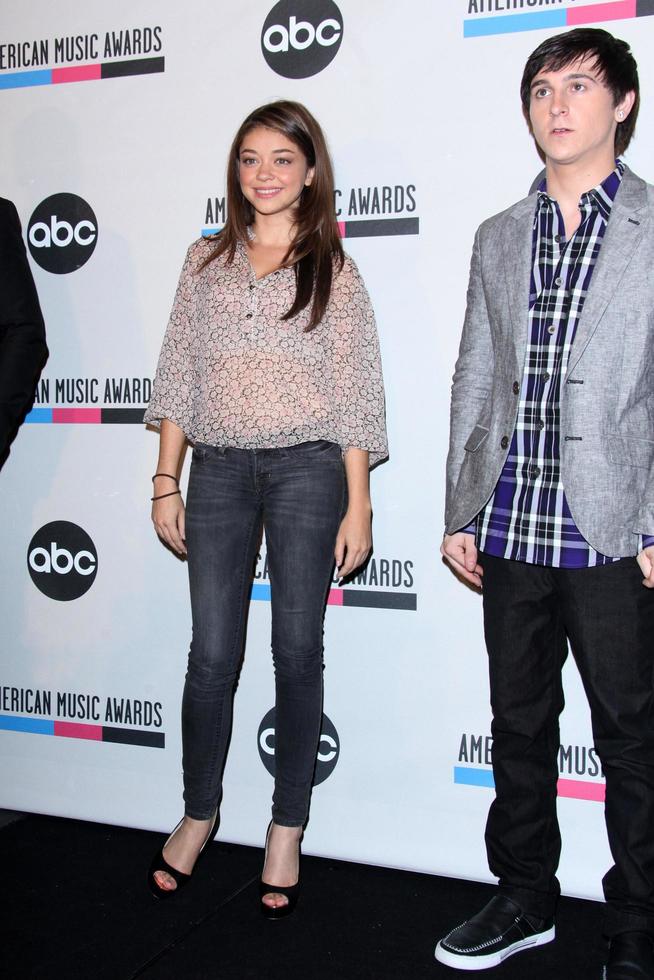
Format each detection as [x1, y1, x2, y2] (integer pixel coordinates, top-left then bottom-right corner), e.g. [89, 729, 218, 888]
[238, 126, 314, 219]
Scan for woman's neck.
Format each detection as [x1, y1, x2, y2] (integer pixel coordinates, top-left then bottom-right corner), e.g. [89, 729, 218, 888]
[251, 211, 295, 249]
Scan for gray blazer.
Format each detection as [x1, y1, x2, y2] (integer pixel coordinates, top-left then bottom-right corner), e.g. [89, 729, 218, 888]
[445, 166, 654, 558]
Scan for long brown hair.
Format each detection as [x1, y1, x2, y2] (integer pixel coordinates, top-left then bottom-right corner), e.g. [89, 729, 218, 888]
[200, 100, 344, 331]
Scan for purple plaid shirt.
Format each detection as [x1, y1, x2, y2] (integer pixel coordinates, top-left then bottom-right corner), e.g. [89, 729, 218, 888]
[466, 163, 654, 567]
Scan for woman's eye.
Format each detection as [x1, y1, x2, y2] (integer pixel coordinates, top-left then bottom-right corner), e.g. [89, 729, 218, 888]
[275, 158, 292, 165]
[241, 157, 257, 165]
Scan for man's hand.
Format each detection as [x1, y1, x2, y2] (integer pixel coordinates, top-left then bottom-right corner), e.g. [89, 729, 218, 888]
[441, 532, 483, 588]
[637, 544, 654, 588]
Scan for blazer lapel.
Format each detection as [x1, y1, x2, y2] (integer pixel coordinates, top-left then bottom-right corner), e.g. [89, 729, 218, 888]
[567, 169, 648, 375]
[504, 197, 536, 358]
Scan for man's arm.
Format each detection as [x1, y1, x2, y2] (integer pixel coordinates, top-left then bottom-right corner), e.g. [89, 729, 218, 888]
[0, 199, 48, 464]
[442, 227, 494, 589]
[444, 227, 494, 521]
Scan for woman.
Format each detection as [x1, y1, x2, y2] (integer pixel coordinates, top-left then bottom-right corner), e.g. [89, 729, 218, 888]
[144, 100, 387, 916]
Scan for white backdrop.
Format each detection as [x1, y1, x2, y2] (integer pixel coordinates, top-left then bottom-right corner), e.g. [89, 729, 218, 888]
[1, 0, 653, 902]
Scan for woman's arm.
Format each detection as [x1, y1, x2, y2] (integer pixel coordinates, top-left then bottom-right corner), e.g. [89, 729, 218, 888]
[334, 447, 371, 580]
[151, 418, 187, 556]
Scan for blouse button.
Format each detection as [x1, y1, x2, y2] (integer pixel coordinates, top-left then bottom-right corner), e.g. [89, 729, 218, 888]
[245, 313, 253, 319]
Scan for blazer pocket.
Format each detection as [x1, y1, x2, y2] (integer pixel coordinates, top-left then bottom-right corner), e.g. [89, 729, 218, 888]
[464, 425, 490, 453]
[608, 433, 654, 469]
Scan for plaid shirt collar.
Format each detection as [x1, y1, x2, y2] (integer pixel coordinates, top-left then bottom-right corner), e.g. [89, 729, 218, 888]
[535, 159, 624, 224]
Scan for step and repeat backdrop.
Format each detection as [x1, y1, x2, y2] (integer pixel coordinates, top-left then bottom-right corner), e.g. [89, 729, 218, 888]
[1, 0, 653, 901]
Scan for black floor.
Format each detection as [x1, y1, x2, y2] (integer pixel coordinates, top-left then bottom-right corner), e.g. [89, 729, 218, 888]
[2, 814, 606, 979]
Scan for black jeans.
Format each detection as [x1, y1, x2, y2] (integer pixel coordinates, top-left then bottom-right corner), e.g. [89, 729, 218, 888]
[182, 440, 346, 826]
[480, 552, 654, 937]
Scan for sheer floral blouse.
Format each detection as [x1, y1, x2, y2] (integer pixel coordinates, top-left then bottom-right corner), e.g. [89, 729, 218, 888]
[144, 237, 388, 466]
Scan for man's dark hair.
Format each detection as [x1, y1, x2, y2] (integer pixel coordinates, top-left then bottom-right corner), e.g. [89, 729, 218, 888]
[520, 28, 639, 156]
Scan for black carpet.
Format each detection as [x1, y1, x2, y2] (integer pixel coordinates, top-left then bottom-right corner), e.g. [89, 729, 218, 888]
[2, 815, 605, 979]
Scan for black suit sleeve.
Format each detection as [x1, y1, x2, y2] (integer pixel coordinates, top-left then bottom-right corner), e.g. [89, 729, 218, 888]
[0, 198, 48, 462]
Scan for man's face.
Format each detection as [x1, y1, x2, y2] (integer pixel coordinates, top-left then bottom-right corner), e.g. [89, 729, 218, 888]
[528, 56, 632, 168]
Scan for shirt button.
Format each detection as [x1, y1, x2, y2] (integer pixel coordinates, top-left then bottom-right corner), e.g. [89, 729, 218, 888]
[547, 324, 556, 335]
[249, 284, 254, 291]
[245, 313, 253, 319]
[542, 371, 550, 381]
[512, 381, 520, 395]
[554, 234, 563, 243]
[554, 276, 562, 287]
[531, 465, 541, 478]
[536, 419, 544, 430]
[501, 436, 509, 449]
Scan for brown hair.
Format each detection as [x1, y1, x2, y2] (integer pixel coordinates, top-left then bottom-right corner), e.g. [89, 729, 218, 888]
[200, 100, 344, 331]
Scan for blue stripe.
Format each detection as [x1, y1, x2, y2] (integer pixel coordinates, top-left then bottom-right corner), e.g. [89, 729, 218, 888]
[0, 714, 54, 735]
[464, 10, 565, 37]
[24, 407, 53, 423]
[251, 583, 271, 601]
[0, 69, 52, 90]
[453, 766, 495, 788]
[201, 227, 222, 237]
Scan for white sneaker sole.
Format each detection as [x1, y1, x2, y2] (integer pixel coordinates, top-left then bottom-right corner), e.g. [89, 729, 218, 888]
[434, 925, 555, 970]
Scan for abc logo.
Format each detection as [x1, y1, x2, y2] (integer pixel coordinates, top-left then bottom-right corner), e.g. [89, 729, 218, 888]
[27, 521, 98, 601]
[27, 193, 98, 274]
[261, 0, 343, 79]
[258, 708, 340, 785]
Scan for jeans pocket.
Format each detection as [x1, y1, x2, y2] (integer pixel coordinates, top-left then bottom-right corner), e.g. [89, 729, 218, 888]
[292, 440, 342, 461]
[192, 443, 211, 463]
[192, 443, 227, 463]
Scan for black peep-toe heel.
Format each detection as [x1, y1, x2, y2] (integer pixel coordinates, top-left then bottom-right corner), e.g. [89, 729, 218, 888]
[259, 820, 303, 919]
[148, 812, 217, 900]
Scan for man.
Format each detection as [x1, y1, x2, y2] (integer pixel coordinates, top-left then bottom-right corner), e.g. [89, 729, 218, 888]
[0, 197, 47, 471]
[438, 28, 654, 979]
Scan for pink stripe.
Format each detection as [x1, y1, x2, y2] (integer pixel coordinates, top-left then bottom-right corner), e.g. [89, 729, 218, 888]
[337, 221, 346, 239]
[567, 0, 635, 25]
[327, 588, 344, 606]
[54, 721, 103, 741]
[53, 408, 102, 424]
[52, 64, 102, 84]
[557, 777, 605, 802]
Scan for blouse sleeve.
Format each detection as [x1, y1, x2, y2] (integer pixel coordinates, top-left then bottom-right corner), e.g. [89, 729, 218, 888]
[324, 255, 388, 467]
[143, 241, 201, 436]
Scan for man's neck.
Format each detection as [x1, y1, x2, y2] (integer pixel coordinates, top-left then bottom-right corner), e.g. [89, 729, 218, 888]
[544, 151, 617, 209]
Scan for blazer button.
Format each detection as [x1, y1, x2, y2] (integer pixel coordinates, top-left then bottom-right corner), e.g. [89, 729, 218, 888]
[512, 381, 520, 395]
[501, 436, 509, 449]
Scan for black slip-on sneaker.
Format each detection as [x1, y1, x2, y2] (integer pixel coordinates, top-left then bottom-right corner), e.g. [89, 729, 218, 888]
[435, 894, 555, 971]
[603, 931, 654, 979]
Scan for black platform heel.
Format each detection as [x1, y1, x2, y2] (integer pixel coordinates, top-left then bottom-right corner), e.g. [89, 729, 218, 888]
[259, 820, 303, 919]
[148, 812, 217, 900]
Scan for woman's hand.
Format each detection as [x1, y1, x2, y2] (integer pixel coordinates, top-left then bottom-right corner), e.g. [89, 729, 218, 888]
[151, 419, 187, 556]
[152, 492, 187, 556]
[335, 503, 372, 581]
